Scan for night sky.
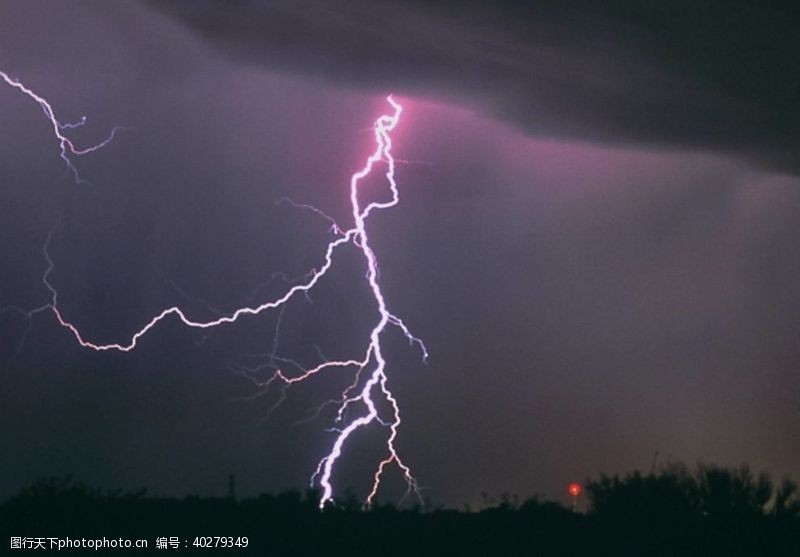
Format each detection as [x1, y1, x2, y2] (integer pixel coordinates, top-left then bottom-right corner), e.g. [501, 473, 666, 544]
[1, 0, 798, 508]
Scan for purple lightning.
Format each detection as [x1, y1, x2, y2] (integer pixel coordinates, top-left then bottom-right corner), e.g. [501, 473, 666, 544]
[3, 70, 427, 508]
[0, 70, 127, 184]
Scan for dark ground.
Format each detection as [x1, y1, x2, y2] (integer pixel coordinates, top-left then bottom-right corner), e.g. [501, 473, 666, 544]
[2, 462, 798, 556]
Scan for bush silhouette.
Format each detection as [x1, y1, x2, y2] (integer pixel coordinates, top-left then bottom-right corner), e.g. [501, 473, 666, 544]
[586, 462, 799, 520]
[1, 461, 797, 556]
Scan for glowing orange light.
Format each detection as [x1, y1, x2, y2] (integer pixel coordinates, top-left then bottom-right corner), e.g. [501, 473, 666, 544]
[568, 483, 582, 497]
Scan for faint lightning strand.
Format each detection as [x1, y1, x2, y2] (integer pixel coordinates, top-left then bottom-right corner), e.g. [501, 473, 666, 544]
[276, 197, 343, 235]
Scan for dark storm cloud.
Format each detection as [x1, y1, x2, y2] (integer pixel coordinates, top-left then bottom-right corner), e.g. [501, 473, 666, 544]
[146, 0, 800, 173]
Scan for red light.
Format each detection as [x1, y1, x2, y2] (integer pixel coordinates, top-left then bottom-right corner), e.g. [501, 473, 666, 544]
[568, 483, 582, 497]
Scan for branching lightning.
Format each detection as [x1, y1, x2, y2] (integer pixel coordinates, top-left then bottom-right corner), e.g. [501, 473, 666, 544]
[3, 71, 426, 508]
[0, 70, 128, 184]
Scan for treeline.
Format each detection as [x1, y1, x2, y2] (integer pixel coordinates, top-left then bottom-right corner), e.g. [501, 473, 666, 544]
[1, 462, 798, 556]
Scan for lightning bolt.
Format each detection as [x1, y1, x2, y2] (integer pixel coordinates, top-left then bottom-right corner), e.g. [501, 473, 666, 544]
[0, 70, 127, 184]
[3, 70, 427, 508]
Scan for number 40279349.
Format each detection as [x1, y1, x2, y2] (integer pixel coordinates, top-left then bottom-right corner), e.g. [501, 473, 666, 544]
[192, 536, 249, 548]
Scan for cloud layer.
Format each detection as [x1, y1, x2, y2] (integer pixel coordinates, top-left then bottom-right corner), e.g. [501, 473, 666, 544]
[149, 0, 800, 173]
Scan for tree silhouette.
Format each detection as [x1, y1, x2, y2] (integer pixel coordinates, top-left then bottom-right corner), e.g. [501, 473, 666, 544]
[2, 462, 797, 556]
